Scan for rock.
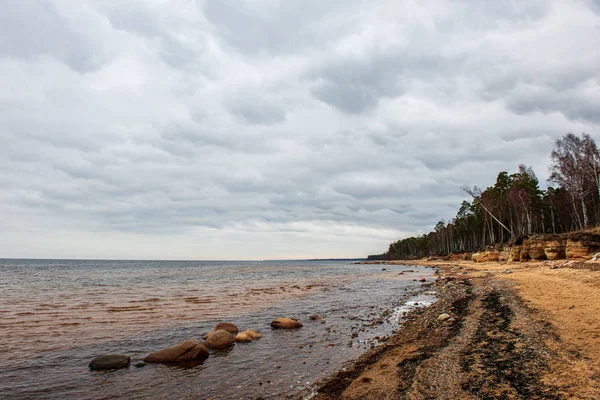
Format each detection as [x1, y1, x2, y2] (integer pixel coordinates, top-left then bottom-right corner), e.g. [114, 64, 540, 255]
[473, 251, 500, 263]
[519, 243, 531, 262]
[204, 329, 235, 349]
[243, 329, 263, 339]
[271, 317, 303, 329]
[202, 330, 215, 340]
[144, 340, 209, 363]
[437, 313, 451, 322]
[526, 237, 547, 260]
[236, 332, 253, 342]
[549, 261, 563, 269]
[419, 278, 426, 282]
[545, 238, 566, 260]
[215, 322, 239, 334]
[381, 268, 387, 271]
[133, 361, 145, 368]
[503, 269, 513, 274]
[567, 232, 600, 259]
[450, 252, 472, 261]
[508, 243, 522, 262]
[205, 329, 236, 349]
[309, 315, 324, 321]
[89, 354, 130, 370]
[446, 318, 456, 324]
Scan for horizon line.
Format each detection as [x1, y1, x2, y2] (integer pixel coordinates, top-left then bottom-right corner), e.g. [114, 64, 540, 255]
[0, 256, 367, 262]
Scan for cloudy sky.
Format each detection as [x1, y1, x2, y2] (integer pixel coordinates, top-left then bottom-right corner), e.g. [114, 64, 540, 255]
[1, 0, 599, 260]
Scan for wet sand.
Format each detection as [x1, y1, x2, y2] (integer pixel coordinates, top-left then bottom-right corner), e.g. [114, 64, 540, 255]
[306, 260, 600, 399]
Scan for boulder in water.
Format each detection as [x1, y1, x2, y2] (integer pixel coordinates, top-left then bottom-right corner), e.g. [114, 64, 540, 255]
[236, 332, 253, 342]
[271, 317, 303, 329]
[144, 340, 209, 363]
[205, 329, 236, 349]
[215, 322, 239, 334]
[89, 354, 130, 370]
[243, 329, 262, 339]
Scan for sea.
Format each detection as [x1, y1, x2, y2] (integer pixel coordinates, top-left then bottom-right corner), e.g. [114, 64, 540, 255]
[0, 259, 436, 399]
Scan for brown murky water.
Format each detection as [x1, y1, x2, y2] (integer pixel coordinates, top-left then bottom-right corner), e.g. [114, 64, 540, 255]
[0, 259, 436, 399]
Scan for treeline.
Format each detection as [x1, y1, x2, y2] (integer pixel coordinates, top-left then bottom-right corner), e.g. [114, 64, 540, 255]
[372, 133, 600, 260]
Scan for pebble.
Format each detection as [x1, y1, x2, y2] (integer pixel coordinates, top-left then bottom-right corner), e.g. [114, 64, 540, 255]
[437, 313, 451, 322]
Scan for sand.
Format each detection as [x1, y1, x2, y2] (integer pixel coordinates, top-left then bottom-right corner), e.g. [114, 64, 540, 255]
[305, 259, 600, 399]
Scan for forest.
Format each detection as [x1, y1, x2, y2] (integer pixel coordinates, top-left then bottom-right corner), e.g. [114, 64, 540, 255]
[371, 133, 600, 260]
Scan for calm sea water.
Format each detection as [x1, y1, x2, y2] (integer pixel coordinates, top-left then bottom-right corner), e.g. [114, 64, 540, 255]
[0, 259, 436, 399]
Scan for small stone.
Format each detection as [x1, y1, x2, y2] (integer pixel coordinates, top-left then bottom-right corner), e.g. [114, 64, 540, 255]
[503, 269, 513, 274]
[271, 317, 303, 329]
[133, 361, 146, 368]
[309, 315, 324, 321]
[236, 332, 253, 343]
[437, 313, 451, 322]
[241, 329, 262, 339]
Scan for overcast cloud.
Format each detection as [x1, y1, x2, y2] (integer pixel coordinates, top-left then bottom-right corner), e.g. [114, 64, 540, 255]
[1, 0, 599, 259]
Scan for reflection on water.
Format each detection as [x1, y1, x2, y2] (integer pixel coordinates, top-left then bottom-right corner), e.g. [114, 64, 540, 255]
[0, 259, 436, 399]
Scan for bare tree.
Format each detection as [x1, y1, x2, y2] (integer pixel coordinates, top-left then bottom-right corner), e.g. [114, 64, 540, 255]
[462, 185, 515, 238]
[549, 133, 600, 229]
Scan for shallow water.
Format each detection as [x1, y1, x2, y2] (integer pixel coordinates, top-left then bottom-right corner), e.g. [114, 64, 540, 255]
[0, 259, 436, 399]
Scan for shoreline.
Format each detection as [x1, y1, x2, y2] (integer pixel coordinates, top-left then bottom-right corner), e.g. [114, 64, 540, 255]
[303, 260, 600, 399]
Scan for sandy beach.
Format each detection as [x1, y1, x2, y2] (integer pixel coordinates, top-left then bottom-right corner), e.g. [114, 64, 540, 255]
[306, 259, 600, 399]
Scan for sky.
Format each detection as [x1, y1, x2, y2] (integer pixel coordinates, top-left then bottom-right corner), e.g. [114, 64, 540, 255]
[1, 0, 599, 260]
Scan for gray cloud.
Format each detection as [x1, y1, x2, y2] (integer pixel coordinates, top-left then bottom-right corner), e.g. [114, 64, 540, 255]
[202, 0, 364, 54]
[0, 1, 108, 72]
[309, 53, 408, 114]
[0, 0, 599, 259]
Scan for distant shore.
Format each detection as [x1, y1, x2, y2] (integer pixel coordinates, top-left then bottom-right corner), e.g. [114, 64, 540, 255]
[304, 259, 600, 399]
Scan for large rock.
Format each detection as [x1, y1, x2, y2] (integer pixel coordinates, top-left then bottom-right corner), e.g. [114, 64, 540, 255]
[544, 238, 566, 260]
[271, 317, 303, 329]
[202, 330, 215, 340]
[449, 253, 471, 261]
[89, 354, 130, 370]
[567, 232, 600, 259]
[473, 251, 500, 263]
[215, 322, 238, 334]
[508, 246, 520, 262]
[526, 237, 546, 260]
[205, 329, 236, 349]
[519, 244, 530, 262]
[144, 340, 209, 363]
